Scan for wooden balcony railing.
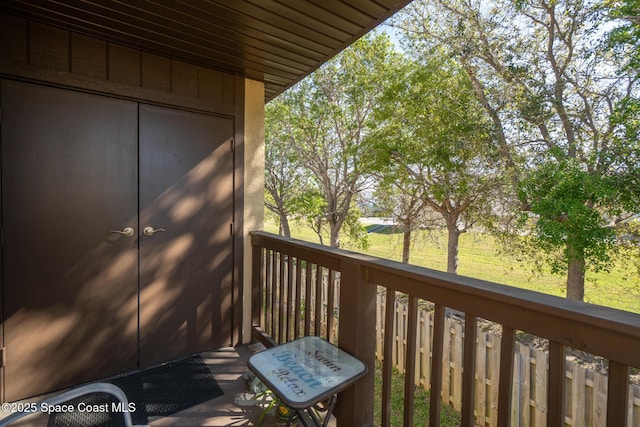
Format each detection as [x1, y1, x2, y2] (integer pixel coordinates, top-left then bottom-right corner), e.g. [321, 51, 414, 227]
[250, 230, 640, 427]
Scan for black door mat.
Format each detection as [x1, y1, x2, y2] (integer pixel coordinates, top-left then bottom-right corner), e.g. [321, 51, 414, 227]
[49, 355, 224, 427]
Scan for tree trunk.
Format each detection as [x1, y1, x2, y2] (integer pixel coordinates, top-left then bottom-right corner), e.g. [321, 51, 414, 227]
[446, 224, 460, 275]
[330, 224, 340, 248]
[402, 225, 412, 264]
[566, 243, 585, 301]
[279, 213, 291, 238]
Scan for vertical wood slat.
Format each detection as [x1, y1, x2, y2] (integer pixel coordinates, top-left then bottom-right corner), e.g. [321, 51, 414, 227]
[404, 296, 418, 427]
[452, 321, 463, 411]
[304, 262, 312, 336]
[270, 250, 277, 339]
[497, 326, 516, 427]
[382, 291, 396, 427]
[518, 343, 531, 425]
[489, 334, 501, 426]
[251, 244, 263, 329]
[462, 315, 478, 427]
[286, 254, 294, 342]
[442, 317, 451, 405]
[295, 257, 303, 339]
[327, 270, 335, 343]
[265, 249, 273, 336]
[548, 341, 566, 426]
[391, 301, 398, 369]
[315, 266, 323, 336]
[572, 363, 586, 426]
[394, 300, 407, 372]
[607, 361, 630, 427]
[476, 331, 487, 426]
[278, 252, 286, 343]
[430, 304, 446, 427]
[629, 382, 639, 427]
[511, 349, 522, 425]
[534, 349, 548, 427]
[593, 370, 607, 427]
[376, 293, 383, 359]
[421, 311, 431, 389]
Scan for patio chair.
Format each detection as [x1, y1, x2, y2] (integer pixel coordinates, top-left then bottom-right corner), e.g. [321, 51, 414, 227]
[0, 382, 148, 427]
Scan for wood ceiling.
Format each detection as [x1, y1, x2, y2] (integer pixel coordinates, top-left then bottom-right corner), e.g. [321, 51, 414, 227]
[0, 0, 412, 101]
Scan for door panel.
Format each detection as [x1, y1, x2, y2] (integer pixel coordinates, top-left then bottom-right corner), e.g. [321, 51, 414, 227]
[138, 104, 234, 368]
[1, 80, 139, 401]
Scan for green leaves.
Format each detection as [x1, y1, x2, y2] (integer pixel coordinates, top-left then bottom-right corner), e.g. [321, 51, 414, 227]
[265, 32, 398, 247]
[393, 0, 640, 299]
[519, 160, 617, 273]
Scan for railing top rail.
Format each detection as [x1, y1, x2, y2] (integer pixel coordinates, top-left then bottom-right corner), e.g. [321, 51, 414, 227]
[251, 230, 640, 367]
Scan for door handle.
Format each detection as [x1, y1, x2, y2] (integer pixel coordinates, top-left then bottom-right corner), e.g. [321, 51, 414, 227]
[143, 226, 166, 236]
[110, 227, 135, 237]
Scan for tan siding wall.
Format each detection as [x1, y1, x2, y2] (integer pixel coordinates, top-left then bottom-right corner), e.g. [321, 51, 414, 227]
[242, 78, 265, 342]
[0, 11, 236, 114]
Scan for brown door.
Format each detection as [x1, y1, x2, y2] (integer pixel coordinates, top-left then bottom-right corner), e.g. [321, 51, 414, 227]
[1, 82, 235, 402]
[138, 104, 234, 368]
[1, 80, 139, 401]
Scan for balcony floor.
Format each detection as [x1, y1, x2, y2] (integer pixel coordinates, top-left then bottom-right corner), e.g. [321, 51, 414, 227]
[149, 344, 336, 427]
[1, 344, 336, 427]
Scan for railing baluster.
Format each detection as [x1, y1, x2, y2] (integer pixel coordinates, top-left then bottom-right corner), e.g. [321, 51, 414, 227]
[607, 361, 630, 426]
[272, 252, 278, 341]
[278, 252, 285, 344]
[382, 290, 395, 427]
[251, 244, 263, 330]
[462, 314, 478, 427]
[287, 254, 293, 342]
[315, 265, 322, 336]
[547, 341, 566, 426]
[327, 269, 335, 343]
[497, 326, 515, 427]
[404, 295, 418, 427]
[430, 304, 446, 427]
[295, 257, 302, 339]
[304, 261, 312, 336]
[266, 249, 273, 337]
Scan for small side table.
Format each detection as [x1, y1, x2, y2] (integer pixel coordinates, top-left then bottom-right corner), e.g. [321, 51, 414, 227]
[247, 336, 367, 427]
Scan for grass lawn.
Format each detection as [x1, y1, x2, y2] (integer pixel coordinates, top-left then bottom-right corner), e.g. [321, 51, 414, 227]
[373, 362, 461, 426]
[263, 220, 640, 314]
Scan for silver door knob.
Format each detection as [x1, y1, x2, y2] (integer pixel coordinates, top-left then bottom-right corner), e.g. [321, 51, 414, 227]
[110, 227, 135, 237]
[143, 226, 166, 236]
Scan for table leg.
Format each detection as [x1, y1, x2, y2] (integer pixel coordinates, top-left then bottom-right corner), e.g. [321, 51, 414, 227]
[287, 395, 338, 427]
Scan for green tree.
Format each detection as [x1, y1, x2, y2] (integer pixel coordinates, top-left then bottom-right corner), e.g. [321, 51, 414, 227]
[396, 0, 640, 299]
[274, 33, 398, 247]
[374, 55, 503, 273]
[605, 0, 640, 72]
[604, 0, 640, 275]
[605, 0, 640, 210]
[264, 99, 304, 237]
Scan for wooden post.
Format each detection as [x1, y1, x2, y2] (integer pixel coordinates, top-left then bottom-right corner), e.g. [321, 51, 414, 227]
[430, 304, 446, 427]
[497, 326, 515, 427]
[547, 341, 566, 426]
[607, 361, 629, 427]
[335, 259, 376, 427]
